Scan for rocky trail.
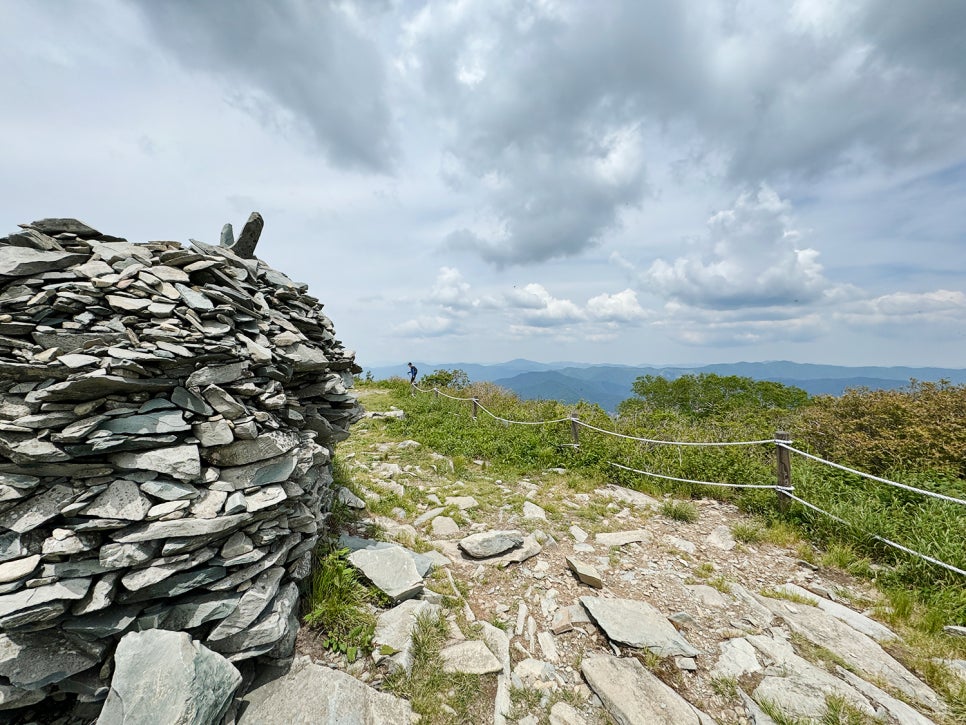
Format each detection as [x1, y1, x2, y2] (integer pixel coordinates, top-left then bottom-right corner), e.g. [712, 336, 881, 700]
[269, 388, 965, 725]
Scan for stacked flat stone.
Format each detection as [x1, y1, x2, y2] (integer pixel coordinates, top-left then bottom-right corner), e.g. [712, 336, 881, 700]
[0, 218, 362, 714]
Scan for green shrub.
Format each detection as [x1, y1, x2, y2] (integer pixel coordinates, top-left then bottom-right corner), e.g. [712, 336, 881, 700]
[303, 548, 375, 661]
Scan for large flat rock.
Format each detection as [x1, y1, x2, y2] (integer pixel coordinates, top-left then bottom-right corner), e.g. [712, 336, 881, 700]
[580, 596, 700, 656]
[776, 583, 897, 643]
[0, 629, 106, 689]
[458, 530, 524, 559]
[239, 658, 413, 724]
[756, 592, 944, 712]
[581, 654, 704, 724]
[97, 630, 240, 725]
[348, 545, 423, 601]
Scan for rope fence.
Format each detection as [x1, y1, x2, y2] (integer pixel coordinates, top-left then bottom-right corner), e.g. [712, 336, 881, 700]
[407, 383, 966, 576]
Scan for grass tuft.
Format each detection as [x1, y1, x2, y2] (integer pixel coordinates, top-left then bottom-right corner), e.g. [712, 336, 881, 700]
[660, 499, 699, 523]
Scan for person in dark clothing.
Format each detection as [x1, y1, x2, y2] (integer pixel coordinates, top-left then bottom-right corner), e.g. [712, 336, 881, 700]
[407, 362, 418, 384]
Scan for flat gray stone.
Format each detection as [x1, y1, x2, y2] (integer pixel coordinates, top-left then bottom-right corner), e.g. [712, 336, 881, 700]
[140, 479, 199, 502]
[706, 524, 736, 551]
[595, 529, 651, 547]
[174, 283, 215, 311]
[111, 444, 201, 481]
[83, 480, 152, 521]
[756, 592, 943, 711]
[566, 556, 603, 588]
[186, 362, 247, 388]
[446, 496, 478, 510]
[171, 386, 214, 416]
[837, 665, 936, 725]
[0, 484, 75, 533]
[747, 634, 879, 720]
[100, 410, 189, 435]
[580, 597, 700, 656]
[0, 555, 40, 584]
[337, 486, 366, 509]
[111, 514, 249, 543]
[0, 247, 86, 277]
[440, 640, 502, 674]
[413, 506, 445, 527]
[217, 451, 298, 490]
[100, 541, 157, 569]
[459, 530, 524, 559]
[348, 546, 423, 601]
[599, 484, 659, 508]
[0, 629, 106, 689]
[582, 654, 703, 725]
[522, 500, 547, 519]
[711, 637, 761, 679]
[207, 567, 285, 641]
[0, 577, 90, 619]
[206, 583, 299, 659]
[194, 419, 234, 447]
[205, 432, 299, 467]
[163, 591, 243, 631]
[239, 658, 413, 725]
[431, 516, 459, 537]
[201, 385, 247, 419]
[373, 599, 442, 672]
[97, 630, 240, 725]
[777, 583, 897, 643]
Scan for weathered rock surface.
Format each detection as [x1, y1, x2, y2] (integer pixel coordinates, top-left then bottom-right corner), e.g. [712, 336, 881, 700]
[580, 596, 701, 656]
[239, 657, 414, 724]
[459, 530, 524, 559]
[582, 654, 705, 724]
[97, 630, 241, 725]
[0, 217, 361, 716]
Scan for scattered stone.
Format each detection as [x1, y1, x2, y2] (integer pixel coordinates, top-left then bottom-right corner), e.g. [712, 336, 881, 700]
[777, 583, 897, 643]
[348, 545, 423, 602]
[431, 516, 459, 537]
[566, 556, 604, 588]
[459, 530, 524, 559]
[373, 599, 442, 673]
[549, 701, 587, 725]
[569, 525, 588, 543]
[580, 596, 701, 657]
[337, 487, 366, 509]
[582, 654, 705, 724]
[595, 529, 651, 547]
[523, 500, 547, 519]
[239, 657, 413, 725]
[706, 525, 736, 551]
[446, 496, 478, 510]
[440, 640, 503, 674]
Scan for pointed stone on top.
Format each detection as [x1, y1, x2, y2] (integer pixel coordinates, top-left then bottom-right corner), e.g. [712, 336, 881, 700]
[232, 212, 263, 259]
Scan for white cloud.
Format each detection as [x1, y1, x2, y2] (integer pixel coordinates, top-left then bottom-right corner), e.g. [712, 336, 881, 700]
[429, 266, 472, 309]
[395, 315, 459, 337]
[646, 186, 841, 309]
[586, 289, 650, 322]
[505, 284, 585, 326]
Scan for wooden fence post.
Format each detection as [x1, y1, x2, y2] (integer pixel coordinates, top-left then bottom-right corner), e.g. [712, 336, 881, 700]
[570, 413, 580, 447]
[776, 430, 791, 513]
[472, 398, 478, 420]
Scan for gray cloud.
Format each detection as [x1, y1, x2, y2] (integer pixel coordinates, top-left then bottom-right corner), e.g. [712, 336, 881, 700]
[129, 0, 395, 171]
[408, 0, 966, 264]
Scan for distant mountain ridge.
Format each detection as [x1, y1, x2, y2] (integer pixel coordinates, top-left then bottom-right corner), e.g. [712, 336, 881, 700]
[364, 360, 966, 411]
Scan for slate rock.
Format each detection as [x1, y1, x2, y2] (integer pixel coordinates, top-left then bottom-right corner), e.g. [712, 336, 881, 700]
[0, 628, 106, 689]
[459, 530, 524, 559]
[580, 596, 700, 656]
[100, 410, 189, 435]
[111, 444, 201, 481]
[440, 640, 503, 674]
[431, 516, 460, 537]
[0, 247, 87, 277]
[239, 657, 413, 725]
[97, 630, 241, 725]
[348, 545, 423, 602]
[595, 529, 651, 547]
[582, 654, 704, 725]
[373, 599, 442, 673]
[566, 556, 603, 588]
[84, 480, 152, 521]
[205, 432, 298, 467]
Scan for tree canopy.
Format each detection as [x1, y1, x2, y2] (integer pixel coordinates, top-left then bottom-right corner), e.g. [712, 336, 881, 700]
[621, 373, 809, 418]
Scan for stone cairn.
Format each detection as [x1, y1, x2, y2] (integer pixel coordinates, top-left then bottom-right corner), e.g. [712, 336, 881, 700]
[0, 217, 361, 715]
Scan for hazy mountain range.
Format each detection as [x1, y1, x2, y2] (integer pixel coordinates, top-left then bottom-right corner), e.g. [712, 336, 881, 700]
[365, 359, 966, 412]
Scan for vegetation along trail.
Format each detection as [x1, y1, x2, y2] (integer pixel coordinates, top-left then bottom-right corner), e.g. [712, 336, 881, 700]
[292, 375, 966, 724]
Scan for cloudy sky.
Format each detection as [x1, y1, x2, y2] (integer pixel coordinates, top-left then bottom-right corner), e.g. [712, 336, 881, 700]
[3, 0, 964, 369]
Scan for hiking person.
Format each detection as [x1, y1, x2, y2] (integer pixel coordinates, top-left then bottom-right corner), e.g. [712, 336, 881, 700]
[407, 362, 418, 384]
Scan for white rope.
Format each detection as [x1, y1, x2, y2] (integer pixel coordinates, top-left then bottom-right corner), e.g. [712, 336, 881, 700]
[474, 400, 572, 426]
[779, 443, 966, 507]
[577, 419, 778, 447]
[434, 388, 476, 402]
[609, 461, 787, 490]
[783, 492, 966, 577]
